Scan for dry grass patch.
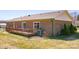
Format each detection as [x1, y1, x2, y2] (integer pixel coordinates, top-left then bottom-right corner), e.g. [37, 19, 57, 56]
[0, 31, 79, 49]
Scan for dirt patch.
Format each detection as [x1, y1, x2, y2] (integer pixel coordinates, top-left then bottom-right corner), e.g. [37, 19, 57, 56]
[0, 44, 17, 49]
[30, 36, 45, 40]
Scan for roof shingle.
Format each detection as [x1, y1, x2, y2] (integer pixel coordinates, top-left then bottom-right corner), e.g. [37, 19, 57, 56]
[9, 10, 72, 22]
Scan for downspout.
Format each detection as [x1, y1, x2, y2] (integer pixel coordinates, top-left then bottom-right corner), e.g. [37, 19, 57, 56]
[50, 18, 55, 36]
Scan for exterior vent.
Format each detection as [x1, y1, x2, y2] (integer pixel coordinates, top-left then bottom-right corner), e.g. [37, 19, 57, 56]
[28, 15, 31, 16]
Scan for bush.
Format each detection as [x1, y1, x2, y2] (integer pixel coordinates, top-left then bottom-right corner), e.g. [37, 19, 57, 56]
[69, 24, 77, 33]
[61, 24, 70, 35]
[61, 24, 77, 35]
[74, 26, 77, 31]
[70, 24, 75, 33]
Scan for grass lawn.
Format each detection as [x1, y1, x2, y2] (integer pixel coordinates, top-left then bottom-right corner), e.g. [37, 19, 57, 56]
[0, 28, 79, 49]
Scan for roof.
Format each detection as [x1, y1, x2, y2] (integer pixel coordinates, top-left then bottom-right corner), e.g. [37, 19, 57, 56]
[0, 20, 8, 23]
[9, 10, 72, 22]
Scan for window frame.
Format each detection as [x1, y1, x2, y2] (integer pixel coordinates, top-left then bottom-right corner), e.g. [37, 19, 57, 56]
[21, 22, 27, 29]
[33, 22, 40, 29]
[13, 22, 15, 29]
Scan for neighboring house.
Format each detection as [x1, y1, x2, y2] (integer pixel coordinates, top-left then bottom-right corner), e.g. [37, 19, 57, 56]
[71, 12, 79, 27]
[72, 16, 79, 27]
[0, 23, 6, 31]
[6, 10, 72, 36]
[75, 21, 79, 26]
[0, 21, 7, 31]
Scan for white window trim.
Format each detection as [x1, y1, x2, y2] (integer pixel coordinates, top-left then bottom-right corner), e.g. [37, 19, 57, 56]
[21, 22, 27, 29]
[33, 22, 40, 29]
[13, 22, 15, 29]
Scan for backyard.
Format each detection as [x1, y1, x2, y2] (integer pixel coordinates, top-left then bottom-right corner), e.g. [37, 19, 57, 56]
[0, 28, 79, 49]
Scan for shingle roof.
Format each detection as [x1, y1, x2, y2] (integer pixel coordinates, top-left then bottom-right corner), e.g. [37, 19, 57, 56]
[9, 10, 72, 22]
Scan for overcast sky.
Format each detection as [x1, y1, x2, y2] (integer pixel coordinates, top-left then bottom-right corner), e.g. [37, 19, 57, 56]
[0, 10, 78, 20]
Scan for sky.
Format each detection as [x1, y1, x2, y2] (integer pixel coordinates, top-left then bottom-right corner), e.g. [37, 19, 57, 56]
[0, 10, 54, 20]
[0, 10, 78, 20]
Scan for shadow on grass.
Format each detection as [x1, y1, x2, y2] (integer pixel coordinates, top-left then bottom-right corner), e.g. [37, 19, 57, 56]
[48, 35, 72, 40]
[9, 32, 32, 39]
[48, 32, 79, 41]
[74, 32, 79, 39]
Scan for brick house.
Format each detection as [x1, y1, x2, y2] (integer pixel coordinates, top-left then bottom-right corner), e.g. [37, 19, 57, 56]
[6, 10, 72, 36]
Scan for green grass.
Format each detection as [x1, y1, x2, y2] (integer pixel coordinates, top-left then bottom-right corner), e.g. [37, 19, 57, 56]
[48, 34, 74, 40]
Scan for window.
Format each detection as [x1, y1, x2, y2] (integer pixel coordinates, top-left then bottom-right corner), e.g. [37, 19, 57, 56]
[33, 22, 40, 29]
[16, 22, 21, 29]
[22, 22, 27, 29]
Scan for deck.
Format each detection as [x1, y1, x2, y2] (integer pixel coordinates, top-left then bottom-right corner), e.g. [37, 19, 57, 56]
[11, 30, 34, 37]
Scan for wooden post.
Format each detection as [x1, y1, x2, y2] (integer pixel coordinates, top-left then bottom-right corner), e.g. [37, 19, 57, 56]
[50, 18, 55, 36]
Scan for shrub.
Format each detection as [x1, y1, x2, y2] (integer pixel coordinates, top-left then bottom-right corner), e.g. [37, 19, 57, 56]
[74, 26, 77, 31]
[69, 24, 77, 33]
[70, 24, 75, 33]
[61, 24, 77, 35]
[61, 24, 70, 35]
